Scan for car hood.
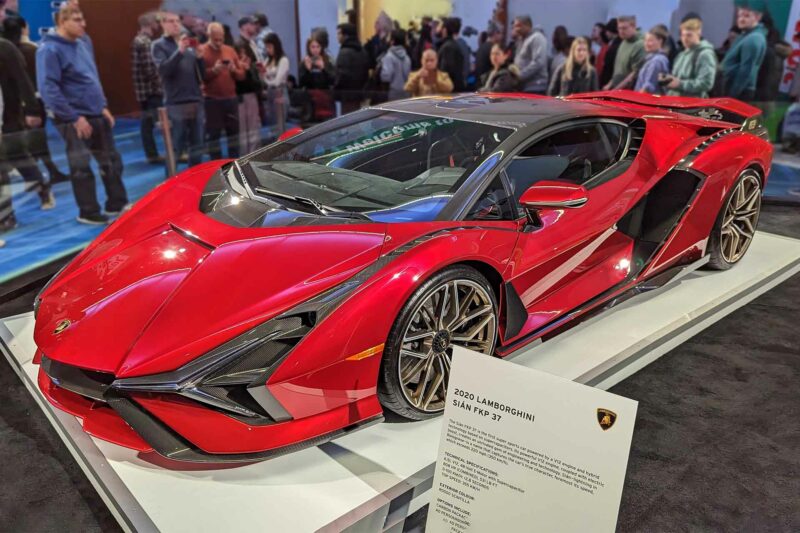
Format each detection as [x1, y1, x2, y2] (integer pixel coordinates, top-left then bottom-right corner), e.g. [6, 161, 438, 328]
[34, 164, 387, 378]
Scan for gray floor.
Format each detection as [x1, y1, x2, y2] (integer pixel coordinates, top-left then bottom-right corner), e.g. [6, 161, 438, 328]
[0, 205, 798, 532]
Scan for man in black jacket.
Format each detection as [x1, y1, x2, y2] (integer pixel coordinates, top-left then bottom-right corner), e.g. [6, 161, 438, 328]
[0, 35, 53, 232]
[436, 18, 465, 92]
[335, 23, 368, 114]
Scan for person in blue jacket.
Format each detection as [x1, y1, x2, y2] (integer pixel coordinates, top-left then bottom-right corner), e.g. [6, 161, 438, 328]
[721, 4, 768, 100]
[37, 3, 128, 225]
[634, 26, 671, 94]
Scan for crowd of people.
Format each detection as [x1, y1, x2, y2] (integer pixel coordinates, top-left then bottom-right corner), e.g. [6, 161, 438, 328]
[0, 0, 791, 244]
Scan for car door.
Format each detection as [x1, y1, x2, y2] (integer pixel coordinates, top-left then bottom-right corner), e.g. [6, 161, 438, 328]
[500, 120, 640, 342]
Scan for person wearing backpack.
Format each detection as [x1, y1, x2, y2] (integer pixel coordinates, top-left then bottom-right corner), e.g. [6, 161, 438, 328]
[379, 29, 411, 101]
[664, 17, 717, 98]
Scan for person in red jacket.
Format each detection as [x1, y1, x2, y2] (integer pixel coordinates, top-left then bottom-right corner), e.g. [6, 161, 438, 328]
[201, 22, 245, 159]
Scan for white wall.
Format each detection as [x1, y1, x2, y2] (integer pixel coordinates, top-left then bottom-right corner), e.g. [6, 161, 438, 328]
[298, 0, 341, 59]
[507, 0, 611, 44]
[608, 0, 680, 34]
[671, 0, 735, 46]
[452, 0, 497, 51]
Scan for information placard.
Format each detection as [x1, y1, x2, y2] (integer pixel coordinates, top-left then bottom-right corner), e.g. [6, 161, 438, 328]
[427, 347, 637, 533]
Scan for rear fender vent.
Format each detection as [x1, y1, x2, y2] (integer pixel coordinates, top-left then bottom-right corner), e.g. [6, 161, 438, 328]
[625, 119, 646, 160]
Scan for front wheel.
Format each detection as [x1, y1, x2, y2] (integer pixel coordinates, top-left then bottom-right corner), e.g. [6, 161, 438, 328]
[378, 266, 498, 420]
[706, 169, 762, 270]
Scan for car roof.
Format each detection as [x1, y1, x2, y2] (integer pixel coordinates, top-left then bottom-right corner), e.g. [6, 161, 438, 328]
[375, 93, 637, 129]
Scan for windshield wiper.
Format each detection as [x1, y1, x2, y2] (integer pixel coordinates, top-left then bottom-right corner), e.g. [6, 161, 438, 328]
[252, 187, 371, 221]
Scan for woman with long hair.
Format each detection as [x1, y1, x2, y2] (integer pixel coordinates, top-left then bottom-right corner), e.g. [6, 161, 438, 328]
[548, 36, 598, 96]
[263, 32, 289, 132]
[299, 36, 335, 90]
[479, 43, 520, 92]
[299, 35, 336, 120]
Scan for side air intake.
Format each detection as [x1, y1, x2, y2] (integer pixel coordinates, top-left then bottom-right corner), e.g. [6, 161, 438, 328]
[625, 119, 646, 159]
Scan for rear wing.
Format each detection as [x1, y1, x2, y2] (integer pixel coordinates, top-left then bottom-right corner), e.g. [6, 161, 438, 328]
[566, 90, 767, 136]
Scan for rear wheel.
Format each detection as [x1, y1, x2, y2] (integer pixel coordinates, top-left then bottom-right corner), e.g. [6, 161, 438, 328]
[706, 169, 762, 270]
[378, 266, 498, 420]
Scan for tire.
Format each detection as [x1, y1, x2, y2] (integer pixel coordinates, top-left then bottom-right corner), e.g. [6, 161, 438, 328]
[378, 265, 498, 420]
[706, 168, 763, 271]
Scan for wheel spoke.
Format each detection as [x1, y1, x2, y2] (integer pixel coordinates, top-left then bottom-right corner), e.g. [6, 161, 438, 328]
[421, 363, 445, 410]
[419, 305, 436, 330]
[742, 188, 760, 211]
[736, 219, 755, 240]
[735, 181, 746, 208]
[451, 304, 493, 332]
[448, 281, 460, 329]
[412, 356, 437, 406]
[435, 284, 450, 329]
[404, 330, 435, 343]
[401, 355, 429, 385]
[400, 348, 429, 359]
[452, 314, 494, 344]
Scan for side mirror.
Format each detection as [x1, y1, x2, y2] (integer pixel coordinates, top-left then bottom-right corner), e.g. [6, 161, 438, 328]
[519, 180, 588, 210]
[278, 126, 304, 142]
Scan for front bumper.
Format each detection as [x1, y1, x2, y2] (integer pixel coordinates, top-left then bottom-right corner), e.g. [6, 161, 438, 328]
[37, 355, 383, 463]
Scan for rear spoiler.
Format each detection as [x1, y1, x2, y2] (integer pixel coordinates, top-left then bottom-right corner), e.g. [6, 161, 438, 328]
[566, 90, 767, 136]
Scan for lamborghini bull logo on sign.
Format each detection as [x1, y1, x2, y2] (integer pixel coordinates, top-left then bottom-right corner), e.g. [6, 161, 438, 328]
[53, 319, 71, 335]
[597, 408, 617, 430]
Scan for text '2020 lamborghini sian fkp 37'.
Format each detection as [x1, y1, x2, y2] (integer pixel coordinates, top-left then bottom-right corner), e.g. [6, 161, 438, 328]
[33, 91, 771, 462]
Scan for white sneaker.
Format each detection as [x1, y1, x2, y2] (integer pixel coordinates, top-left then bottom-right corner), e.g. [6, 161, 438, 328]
[106, 203, 132, 216]
[41, 192, 56, 210]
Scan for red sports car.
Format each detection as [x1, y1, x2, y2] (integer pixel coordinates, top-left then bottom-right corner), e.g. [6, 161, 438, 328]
[33, 92, 771, 462]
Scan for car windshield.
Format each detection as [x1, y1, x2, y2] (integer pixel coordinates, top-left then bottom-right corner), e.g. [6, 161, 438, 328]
[234, 110, 513, 223]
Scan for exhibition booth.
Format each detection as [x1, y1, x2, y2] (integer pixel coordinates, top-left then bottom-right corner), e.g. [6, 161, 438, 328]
[1, 1, 800, 532]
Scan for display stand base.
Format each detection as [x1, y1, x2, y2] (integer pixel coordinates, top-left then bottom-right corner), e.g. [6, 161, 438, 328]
[3, 231, 800, 533]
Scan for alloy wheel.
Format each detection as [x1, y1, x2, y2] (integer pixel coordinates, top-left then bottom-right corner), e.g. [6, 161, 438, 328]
[397, 279, 497, 413]
[720, 173, 761, 264]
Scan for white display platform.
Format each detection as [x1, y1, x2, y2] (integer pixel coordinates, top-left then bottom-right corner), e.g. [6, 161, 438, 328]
[3, 231, 800, 533]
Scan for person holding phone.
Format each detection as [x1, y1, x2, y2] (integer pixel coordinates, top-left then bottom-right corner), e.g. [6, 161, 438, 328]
[152, 11, 206, 168]
[201, 22, 244, 159]
[262, 32, 289, 134]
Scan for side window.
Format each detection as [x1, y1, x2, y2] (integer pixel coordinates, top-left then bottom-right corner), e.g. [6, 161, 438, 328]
[466, 176, 515, 221]
[504, 123, 624, 201]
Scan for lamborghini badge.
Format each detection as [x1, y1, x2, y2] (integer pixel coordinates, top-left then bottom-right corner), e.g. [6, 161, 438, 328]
[597, 408, 617, 431]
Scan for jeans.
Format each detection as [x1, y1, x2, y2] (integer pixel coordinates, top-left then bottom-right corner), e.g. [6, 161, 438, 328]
[0, 127, 52, 221]
[168, 101, 205, 168]
[205, 97, 239, 160]
[139, 94, 162, 159]
[55, 116, 128, 218]
[238, 92, 261, 155]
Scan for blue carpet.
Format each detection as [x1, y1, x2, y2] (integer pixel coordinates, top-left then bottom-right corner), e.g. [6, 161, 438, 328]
[1, 118, 798, 284]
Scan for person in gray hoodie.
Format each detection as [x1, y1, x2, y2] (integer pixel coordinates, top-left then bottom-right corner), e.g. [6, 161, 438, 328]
[665, 17, 717, 98]
[380, 29, 411, 101]
[512, 15, 548, 94]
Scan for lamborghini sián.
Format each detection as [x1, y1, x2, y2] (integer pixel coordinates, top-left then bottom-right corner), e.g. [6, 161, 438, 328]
[33, 91, 771, 462]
